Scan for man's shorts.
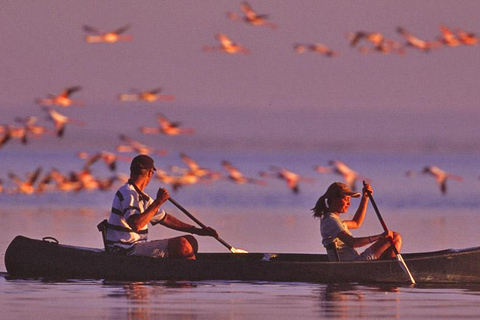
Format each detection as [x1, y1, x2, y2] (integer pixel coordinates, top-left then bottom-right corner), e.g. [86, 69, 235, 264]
[129, 239, 170, 258]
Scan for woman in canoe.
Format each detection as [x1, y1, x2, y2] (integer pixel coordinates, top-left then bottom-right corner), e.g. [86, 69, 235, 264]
[312, 182, 402, 261]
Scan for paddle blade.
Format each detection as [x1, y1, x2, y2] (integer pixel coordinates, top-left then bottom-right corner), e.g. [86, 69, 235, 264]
[396, 253, 416, 285]
[230, 247, 249, 254]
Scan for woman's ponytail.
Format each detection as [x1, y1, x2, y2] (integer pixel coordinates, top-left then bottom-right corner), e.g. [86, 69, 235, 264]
[312, 195, 329, 218]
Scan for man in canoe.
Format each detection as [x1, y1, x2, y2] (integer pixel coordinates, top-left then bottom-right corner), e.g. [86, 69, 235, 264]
[312, 182, 402, 261]
[106, 154, 218, 259]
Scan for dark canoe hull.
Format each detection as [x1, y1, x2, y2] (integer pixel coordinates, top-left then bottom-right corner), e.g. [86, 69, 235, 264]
[5, 235, 480, 284]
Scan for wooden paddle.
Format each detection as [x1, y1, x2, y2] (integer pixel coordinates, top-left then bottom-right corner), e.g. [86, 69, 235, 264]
[362, 181, 416, 285]
[168, 197, 248, 253]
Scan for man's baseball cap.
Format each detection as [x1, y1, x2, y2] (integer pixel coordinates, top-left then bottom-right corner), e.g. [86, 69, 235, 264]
[130, 154, 156, 171]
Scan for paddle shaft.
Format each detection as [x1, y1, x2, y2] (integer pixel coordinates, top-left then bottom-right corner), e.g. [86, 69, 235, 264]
[367, 190, 400, 254]
[363, 181, 416, 284]
[168, 197, 234, 252]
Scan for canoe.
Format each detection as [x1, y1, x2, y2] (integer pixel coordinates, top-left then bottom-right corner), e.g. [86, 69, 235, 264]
[5, 235, 480, 284]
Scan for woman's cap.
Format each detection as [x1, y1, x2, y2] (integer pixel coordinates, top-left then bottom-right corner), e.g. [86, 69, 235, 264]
[130, 154, 156, 171]
[324, 182, 360, 198]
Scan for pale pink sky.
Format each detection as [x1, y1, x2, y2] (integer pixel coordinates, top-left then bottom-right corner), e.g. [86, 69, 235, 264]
[1, 1, 479, 152]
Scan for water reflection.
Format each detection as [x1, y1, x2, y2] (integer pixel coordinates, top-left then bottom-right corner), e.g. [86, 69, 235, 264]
[104, 281, 198, 320]
[5, 275, 480, 319]
[124, 283, 150, 320]
[104, 282, 150, 320]
[316, 284, 400, 318]
[103, 281, 480, 319]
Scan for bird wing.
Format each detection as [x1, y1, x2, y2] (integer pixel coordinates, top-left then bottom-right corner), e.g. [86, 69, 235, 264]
[0, 132, 11, 149]
[28, 167, 43, 185]
[113, 24, 131, 35]
[216, 33, 233, 46]
[148, 88, 163, 94]
[156, 113, 173, 128]
[241, 2, 256, 17]
[8, 172, 23, 186]
[83, 25, 103, 34]
[222, 161, 243, 179]
[180, 153, 200, 171]
[83, 153, 102, 169]
[347, 32, 366, 47]
[439, 25, 457, 42]
[64, 86, 82, 97]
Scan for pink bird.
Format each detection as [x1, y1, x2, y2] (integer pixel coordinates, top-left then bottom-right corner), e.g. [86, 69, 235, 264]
[294, 43, 339, 57]
[347, 31, 385, 47]
[83, 24, 133, 43]
[422, 165, 463, 194]
[16, 116, 50, 138]
[118, 88, 175, 102]
[8, 167, 43, 195]
[177, 153, 220, 181]
[140, 113, 195, 136]
[1, 125, 28, 145]
[78, 151, 131, 171]
[315, 160, 368, 192]
[46, 168, 80, 192]
[116, 135, 167, 156]
[204, 33, 250, 55]
[36, 86, 84, 107]
[261, 166, 315, 194]
[221, 160, 266, 185]
[456, 28, 479, 45]
[42, 107, 84, 137]
[227, 2, 278, 29]
[346, 31, 404, 55]
[0, 132, 10, 150]
[396, 27, 441, 52]
[154, 168, 199, 192]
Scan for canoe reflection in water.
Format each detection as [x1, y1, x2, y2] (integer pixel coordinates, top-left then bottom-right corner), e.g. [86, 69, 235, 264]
[104, 281, 198, 320]
[105, 282, 150, 320]
[317, 284, 400, 318]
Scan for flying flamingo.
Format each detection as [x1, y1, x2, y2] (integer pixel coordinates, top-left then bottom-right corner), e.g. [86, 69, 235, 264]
[83, 24, 133, 43]
[396, 27, 441, 52]
[8, 167, 43, 195]
[78, 151, 131, 171]
[118, 88, 175, 102]
[116, 135, 167, 156]
[260, 166, 315, 194]
[140, 113, 195, 136]
[221, 160, 266, 185]
[36, 86, 84, 107]
[204, 33, 250, 55]
[422, 165, 463, 194]
[227, 2, 277, 29]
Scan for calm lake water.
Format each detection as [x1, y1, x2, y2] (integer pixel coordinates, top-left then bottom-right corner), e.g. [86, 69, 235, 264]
[3, 277, 480, 319]
[2, 149, 480, 319]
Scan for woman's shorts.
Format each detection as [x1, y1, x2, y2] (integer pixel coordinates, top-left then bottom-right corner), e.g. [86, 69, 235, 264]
[356, 246, 377, 261]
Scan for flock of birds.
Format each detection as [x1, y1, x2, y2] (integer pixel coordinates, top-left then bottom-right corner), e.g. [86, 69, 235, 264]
[0, 148, 465, 196]
[0, 2, 475, 196]
[205, 2, 479, 56]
